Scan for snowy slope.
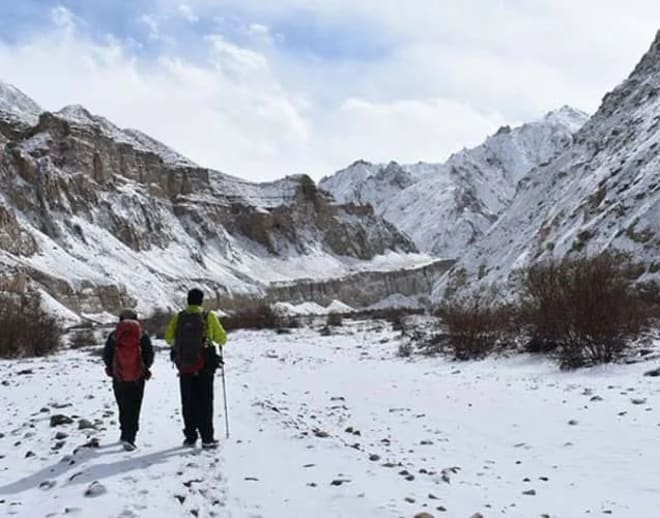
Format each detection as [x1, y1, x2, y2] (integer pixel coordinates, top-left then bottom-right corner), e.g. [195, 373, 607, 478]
[319, 160, 433, 209]
[321, 107, 588, 258]
[435, 31, 660, 296]
[1, 323, 660, 517]
[0, 80, 41, 126]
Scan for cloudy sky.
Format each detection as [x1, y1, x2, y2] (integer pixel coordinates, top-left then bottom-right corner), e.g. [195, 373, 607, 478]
[1, 1, 659, 181]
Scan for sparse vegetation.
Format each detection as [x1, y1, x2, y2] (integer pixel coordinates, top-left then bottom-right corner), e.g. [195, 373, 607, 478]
[397, 341, 413, 358]
[519, 253, 653, 368]
[326, 312, 343, 327]
[0, 292, 62, 358]
[439, 291, 515, 361]
[625, 222, 654, 243]
[414, 253, 657, 370]
[142, 307, 171, 339]
[222, 304, 297, 331]
[69, 328, 97, 348]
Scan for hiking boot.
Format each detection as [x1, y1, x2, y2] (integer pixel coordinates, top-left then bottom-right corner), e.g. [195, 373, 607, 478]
[201, 439, 219, 450]
[121, 440, 137, 452]
[182, 438, 197, 448]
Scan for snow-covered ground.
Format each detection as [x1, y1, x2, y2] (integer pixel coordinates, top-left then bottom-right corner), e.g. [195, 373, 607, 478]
[1, 322, 660, 517]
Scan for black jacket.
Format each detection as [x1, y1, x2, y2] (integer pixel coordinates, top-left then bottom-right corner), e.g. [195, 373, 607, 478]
[103, 331, 155, 370]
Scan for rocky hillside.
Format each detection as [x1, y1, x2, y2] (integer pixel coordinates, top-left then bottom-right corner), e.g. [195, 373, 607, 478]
[435, 30, 660, 297]
[0, 83, 422, 318]
[320, 107, 587, 258]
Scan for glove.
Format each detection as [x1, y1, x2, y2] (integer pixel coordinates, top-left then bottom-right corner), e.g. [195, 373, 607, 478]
[105, 367, 113, 378]
[144, 369, 152, 380]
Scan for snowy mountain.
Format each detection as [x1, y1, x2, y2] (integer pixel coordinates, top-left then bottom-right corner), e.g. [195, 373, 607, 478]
[435, 31, 660, 297]
[0, 83, 427, 319]
[320, 107, 587, 258]
[319, 160, 434, 209]
[0, 80, 42, 131]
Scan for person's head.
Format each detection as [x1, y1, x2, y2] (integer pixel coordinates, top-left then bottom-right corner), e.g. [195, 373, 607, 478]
[187, 288, 204, 306]
[119, 309, 138, 321]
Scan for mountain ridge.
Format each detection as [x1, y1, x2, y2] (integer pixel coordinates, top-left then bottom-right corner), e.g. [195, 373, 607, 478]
[433, 30, 660, 297]
[320, 105, 589, 258]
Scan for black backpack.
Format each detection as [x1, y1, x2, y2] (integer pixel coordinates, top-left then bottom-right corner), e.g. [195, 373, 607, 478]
[174, 311, 208, 374]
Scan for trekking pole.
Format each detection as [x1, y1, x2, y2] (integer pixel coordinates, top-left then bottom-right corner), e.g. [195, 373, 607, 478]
[219, 349, 230, 439]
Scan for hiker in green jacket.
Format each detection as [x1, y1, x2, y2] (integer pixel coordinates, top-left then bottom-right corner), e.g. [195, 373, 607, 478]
[165, 288, 227, 449]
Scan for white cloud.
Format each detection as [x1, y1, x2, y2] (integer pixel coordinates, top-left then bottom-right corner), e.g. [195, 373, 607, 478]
[50, 5, 78, 32]
[139, 14, 160, 40]
[323, 97, 505, 167]
[206, 34, 270, 76]
[3, 1, 660, 181]
[247, 23, 269, 37]
[177, 4, 199, 23]
[246, 23, 278, 46]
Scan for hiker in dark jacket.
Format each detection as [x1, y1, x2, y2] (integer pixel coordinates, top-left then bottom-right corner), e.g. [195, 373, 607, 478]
[103, 309, 154, 451]
[165, 288, 227, 449]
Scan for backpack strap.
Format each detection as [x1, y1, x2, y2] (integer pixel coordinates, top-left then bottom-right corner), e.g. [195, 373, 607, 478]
[203, 311, 210, 343]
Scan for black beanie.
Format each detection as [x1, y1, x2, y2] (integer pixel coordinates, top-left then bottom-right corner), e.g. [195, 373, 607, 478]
[187, 288, 204, 306]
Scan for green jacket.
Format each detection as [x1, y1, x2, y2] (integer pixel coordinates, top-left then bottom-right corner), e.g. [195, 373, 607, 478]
[165, 305, 227, 347]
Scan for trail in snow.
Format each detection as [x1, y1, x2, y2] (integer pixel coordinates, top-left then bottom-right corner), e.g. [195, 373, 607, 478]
[1, 321, 660, 517]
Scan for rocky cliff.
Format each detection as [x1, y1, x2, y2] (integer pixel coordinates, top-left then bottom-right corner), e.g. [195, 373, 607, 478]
[0, 85, 421, 317]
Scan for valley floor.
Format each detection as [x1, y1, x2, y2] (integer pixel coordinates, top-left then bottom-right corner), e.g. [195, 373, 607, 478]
[1, 322, 660, 517]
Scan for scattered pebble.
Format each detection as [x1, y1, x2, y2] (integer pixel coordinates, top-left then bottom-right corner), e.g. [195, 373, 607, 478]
[84, 481, 107, 498]
[78, 419, 95, 430]
[50, 415, 73, 427]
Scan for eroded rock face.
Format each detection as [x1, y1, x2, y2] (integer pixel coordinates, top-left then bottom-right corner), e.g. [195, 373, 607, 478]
[0, 206, 38, 256]
[267, 259, 454, 308]
[0, 99, 417, 315]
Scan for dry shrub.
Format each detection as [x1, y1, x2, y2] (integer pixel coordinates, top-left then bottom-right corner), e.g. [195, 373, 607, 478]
[520, 252, 652, 368]
[142, 307, 171, 339]
[440, 291, 515, 361]
[0, 292, 62, 358]
[222, 304, 282, 331]
[397, 341, 413, 357]
[69, 328, 97, 348]
[326, 312, 343, 327]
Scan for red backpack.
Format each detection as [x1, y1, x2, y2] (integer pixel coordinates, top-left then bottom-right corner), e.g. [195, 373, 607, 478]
[112, 319, 145, 382]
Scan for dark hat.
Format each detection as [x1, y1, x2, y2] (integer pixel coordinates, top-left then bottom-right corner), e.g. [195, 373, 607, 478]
[119, 309, 138, 321]
[187, 288, 204, 306]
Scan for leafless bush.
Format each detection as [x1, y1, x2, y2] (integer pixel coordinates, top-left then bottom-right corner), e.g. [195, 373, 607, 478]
[142, 307, 171, 339]
[0, 292, 62, 358]
[440, 291, 516, 361]
[222, 304, 281, 331]
[326, 312, 343, 327]
[397, 341, 413, 357]
[69, 328, 97, 348]
[519, 253, 652, 368]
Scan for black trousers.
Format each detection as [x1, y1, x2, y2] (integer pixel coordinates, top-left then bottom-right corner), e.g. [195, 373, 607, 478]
[179, 371, 214, 443]
[113, 379, 145, 443]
